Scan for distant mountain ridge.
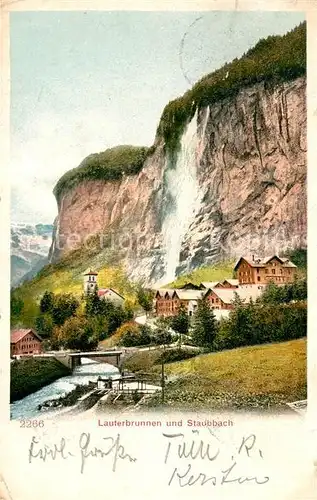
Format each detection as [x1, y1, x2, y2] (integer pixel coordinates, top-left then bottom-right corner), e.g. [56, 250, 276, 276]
[11, 223, 53, 287]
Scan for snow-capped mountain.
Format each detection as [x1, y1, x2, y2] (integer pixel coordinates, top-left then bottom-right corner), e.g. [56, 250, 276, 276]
[11, 223, 54, 287]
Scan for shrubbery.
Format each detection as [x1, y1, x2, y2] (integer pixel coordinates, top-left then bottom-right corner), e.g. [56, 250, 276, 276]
[10, 358, 70, 402]
[155, 348, 198, 365]
[259, 278, 307, 304]
[119, 324, 152, 347]
[214, 301, 306, 351]
[54, 145, 149, 203]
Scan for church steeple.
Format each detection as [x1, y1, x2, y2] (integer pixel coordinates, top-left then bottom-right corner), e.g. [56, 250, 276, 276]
[83, 269, 98, 294]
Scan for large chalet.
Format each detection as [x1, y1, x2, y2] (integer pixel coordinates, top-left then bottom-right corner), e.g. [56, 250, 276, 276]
[234, 255, 297, 286]
[155, 255, 297, 317]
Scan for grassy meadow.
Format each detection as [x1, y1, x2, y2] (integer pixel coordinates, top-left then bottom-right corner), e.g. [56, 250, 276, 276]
[123, 338, 306, 410]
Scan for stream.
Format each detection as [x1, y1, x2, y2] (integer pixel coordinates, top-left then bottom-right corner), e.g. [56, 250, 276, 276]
[10, 358, 119, 420]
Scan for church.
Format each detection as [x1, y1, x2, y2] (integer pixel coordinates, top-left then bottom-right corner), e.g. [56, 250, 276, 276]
[83, 269, 125, 307]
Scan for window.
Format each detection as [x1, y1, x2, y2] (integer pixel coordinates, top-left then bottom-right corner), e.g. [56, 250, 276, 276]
[272, 269, 276, 274]
[257, 268, 260, 273]
[265, 269, 269, 274]
[257, 276, 260, 281]
[211, 298, 214, 303]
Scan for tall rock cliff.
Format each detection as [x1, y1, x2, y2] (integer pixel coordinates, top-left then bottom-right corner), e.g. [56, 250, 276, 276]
[50, 75, 306, 285]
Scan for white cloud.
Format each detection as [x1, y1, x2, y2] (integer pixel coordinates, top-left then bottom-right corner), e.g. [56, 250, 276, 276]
[11, 107, 145, 224]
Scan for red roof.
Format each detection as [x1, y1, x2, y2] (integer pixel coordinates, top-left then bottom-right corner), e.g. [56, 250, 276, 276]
[98, 288, 124, 300]
[11, 329, 42, 344]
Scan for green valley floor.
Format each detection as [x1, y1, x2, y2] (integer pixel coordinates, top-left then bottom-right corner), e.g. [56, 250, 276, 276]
[123, 338, 306, 411]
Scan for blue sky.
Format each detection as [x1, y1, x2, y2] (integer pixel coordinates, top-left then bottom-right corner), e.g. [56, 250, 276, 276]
[10, 11, 305, 223]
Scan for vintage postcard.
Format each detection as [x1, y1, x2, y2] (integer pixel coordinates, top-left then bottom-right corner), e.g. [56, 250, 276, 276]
[1, 1, 317, 499]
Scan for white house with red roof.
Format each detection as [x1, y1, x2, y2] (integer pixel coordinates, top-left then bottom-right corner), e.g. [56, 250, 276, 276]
[83, 269, 125, 306]
[98, 288, 125, 307]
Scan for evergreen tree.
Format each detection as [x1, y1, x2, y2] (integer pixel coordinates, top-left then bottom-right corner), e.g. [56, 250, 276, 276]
[85, 287, 101, 317]
[39, 291, 55, 313]
[192, 297, 217, 349]
[11, 291, 24, 317]
[137, 286, 154, 316]
[230, 300, 256, 347]
[171, 303, 189, 347]
[260, 282, 285, 304]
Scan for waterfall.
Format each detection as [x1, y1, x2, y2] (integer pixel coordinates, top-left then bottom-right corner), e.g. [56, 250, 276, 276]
[160, 109, 201, 284]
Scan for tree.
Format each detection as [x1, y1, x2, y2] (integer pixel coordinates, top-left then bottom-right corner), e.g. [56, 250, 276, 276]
[171, 303, 189, 347]
[35, 313, 54, 338]
[40, 291, 55, 313]
[137, 286, 154, 316]
[259, 282, 286, 304]
[120, 323, 151, 347]
[105, 304, 127, 335]
[292, 277, 307, 301]
[85, 288, 101, 317]
[85, 291, 128, 339]
[155, 329, 172, 346]
[90, 316, 109, 341]
[51, 293, 79, 326]
[152, 316, 174, 346]
[192, 297, 217, 349]
[11, 291, 24, 318]
[227, 299, 256, 347]
[53, 316, 98, 351]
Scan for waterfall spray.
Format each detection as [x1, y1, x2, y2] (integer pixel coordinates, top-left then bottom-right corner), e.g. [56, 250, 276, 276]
[160, 109, 201, 283]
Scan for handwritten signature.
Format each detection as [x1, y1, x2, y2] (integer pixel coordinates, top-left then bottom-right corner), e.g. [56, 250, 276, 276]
[28, 432, 137, 473]
[163, 430, 270, 487]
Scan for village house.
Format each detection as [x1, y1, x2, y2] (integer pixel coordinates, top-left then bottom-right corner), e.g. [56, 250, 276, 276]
[155, 289, 205, 317]
[155, 289, 178, 317]
[234, 255, 297, 286]
[205, 287, 264, 310]
[200, 279, 239, 290]
[11, 328, 43, 357]
[154, 255, 297, 318]
[98, 288, 125, 307]
[83, 269, 124, 306]
[205, 289, 235, 310]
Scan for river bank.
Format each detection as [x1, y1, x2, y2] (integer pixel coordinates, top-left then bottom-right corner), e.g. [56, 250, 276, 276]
[10, 358, 120, 420]
[10, 357, 70, 403]
[37, 383, 93, 411]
